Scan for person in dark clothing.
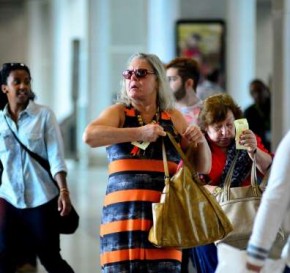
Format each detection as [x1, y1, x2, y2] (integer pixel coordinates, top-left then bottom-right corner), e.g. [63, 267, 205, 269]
[244, 79, 271, 151]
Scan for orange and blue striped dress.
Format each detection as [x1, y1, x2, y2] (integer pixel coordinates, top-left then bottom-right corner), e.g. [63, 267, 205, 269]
[100, 106, 182, 273]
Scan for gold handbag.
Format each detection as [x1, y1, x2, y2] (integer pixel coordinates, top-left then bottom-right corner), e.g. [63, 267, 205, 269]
[214, 154, 286, 258]
[148, 133, 233, 249]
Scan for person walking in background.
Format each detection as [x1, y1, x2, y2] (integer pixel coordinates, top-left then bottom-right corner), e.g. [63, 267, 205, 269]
[0, 63, 75, 273]
[196, 68, 224, 101]
[246, 130, 290, 273]
[192, 93, 272, 273]
[244, 79, 271, 151]
[82, 52, 211, 273]
[0, 66, 37, 273]
[166, 56, 202, 273]
[166, 57, 202, 126]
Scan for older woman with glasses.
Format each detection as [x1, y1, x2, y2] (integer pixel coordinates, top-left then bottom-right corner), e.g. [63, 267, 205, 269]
[190, 93, 272, 273]
[82, 52, 212, 273]
[0, 63, 75, 273]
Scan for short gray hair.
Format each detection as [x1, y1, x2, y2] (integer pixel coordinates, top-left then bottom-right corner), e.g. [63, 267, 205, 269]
[116, 53, 175, 111]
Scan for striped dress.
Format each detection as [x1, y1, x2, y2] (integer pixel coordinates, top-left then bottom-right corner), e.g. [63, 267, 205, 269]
[100, 106, 182, 273]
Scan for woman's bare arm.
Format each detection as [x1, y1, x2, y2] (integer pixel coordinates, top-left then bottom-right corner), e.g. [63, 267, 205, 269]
[170, 109, 212, 174]
[82, 104, 166, 147]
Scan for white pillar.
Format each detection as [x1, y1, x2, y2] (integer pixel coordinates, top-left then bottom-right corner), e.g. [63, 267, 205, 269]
[271, 0, 290, 150]
[26, 0, 53, 105]
[147, 0, 180, 63]
[83, 0, 110, 165]
[226, 0, 256, 110]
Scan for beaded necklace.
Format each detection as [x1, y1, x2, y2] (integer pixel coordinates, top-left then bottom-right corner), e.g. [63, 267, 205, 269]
[130, 106, 160, 156]
[136, 106, 160, 126]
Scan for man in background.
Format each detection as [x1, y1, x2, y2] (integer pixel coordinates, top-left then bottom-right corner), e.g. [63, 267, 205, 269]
[166, 57, 202, 126]
[244, 79, 271, 151]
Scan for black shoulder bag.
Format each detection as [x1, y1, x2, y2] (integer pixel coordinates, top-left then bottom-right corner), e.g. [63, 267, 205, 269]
[5, 118, 79, 234]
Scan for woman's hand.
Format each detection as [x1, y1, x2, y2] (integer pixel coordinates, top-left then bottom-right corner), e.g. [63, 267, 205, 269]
[58, 190, 72, 217]
[239, 129, 257, 154]
[181, 125, 211, 174]
[182, 125, 205, 146]
[138, 123, 166, 142]
[239, 129, 272, 174]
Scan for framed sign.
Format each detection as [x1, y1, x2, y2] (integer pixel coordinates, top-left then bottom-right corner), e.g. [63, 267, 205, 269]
[176, 20, 226, 86]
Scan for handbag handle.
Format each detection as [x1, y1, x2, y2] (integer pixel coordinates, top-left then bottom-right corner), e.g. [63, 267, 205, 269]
[258, 165, 271, 191]
[223, 152, 261, 200]
[163, 132, 203, 185]
[161, 138, 170, 180]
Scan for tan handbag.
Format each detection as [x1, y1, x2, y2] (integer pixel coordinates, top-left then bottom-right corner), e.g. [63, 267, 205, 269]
[148, 133, 233, 249]
[214, 154, 286, 258]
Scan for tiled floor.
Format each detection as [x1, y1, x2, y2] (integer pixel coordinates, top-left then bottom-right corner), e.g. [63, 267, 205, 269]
[37, 161, 108, 273]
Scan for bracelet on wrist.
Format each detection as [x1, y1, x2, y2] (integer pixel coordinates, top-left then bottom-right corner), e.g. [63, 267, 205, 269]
[60, 188, 70, 194]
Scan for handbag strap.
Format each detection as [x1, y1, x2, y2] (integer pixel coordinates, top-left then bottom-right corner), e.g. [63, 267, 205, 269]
[223, 152, 239, 189]
[164, 132, 203, 185]
[166, 132, 194, 171]
[161, 138, 170, 179]
[224, 152, 258, 188]
[257, 164, 271, 191]
[4, 116, 58, 187]
[223, 153, 239, 200]
[223, 151, 260, 199]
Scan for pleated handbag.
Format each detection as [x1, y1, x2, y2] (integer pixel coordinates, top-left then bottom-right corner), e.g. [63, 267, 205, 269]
[148, 132, 233, 249]
[214, 153, 286, 258]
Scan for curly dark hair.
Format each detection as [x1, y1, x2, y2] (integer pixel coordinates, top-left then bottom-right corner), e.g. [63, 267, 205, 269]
[198, 93, 243, 133]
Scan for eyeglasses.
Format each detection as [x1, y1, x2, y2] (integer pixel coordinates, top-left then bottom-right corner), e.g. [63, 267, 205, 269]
[122, 69, 155, 80]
